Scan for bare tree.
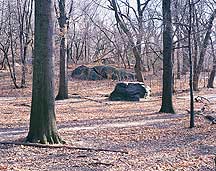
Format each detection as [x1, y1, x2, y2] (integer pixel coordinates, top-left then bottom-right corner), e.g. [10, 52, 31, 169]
[108, 0, 152, 82]
[55, 0, 73, 100]
[188, 0, 195, 128]
[16, 0, 33, 88]
[193, 8, 216, 90]
[159, 0, 175, 113]
[26, 0, 64, 144]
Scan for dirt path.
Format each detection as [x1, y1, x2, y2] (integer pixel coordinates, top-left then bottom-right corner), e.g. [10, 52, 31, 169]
[0, 114, 184, 140]
[60, 116, 183, 131]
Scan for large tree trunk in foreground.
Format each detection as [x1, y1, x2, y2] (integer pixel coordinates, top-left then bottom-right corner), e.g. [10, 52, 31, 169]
[159, 0, 175, 114]
[26, 0, 63, 144]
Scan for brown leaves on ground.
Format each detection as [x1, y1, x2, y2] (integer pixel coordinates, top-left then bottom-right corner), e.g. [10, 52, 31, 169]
[0, 68, 215, 170]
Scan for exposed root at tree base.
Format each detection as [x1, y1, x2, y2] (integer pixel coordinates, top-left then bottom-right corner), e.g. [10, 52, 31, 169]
[25, 133, 65, 144]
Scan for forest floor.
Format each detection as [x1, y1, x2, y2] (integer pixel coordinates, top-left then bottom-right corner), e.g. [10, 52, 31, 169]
[0, 66, 215, 171]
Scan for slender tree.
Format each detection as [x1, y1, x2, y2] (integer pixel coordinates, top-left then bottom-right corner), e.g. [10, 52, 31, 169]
[193, 9, 216, 91]
[159, 0, 175, 113]
[55, 0, 73, 100]
[108, 0, 151, 82]
[26, 0, 63, 144]
[16, 0, 33, 88]
[188, 0, 194, 128]
[207, 38, 216, 88]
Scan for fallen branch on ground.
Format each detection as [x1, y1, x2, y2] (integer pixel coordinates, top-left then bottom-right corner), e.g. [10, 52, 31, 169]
[195, 96, 211, 104]
[186, 110, 216, 124]
[70, 94, 110, 105]
[88, 161, 114, 166]
[0, 141, 128, 154]
[13, 103, 31, 107]
[203, 115, 216, 124]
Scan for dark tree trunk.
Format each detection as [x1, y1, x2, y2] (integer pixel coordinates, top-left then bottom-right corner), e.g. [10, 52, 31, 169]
[207, 65, 216, 88]
[136, 0, 145, 81]
[159, 0, 175, 114]
[26, 0, 63, 144]
[188, 1, 195, 128]
[207, 38, 216, 88]
[56, 0, 68, 100]
[133, 45, 143, 82]
[181, 29, 190, 75]
[192, 23, 199, 90]
[181, 47, 190, 75]
[17, 0, 26, 88]
[2, 46, 20, 88]
[193, 9, 216, 91]
[176, 48, 181, 79]
[56, 36, 68, 100]
[0, 56, 7, 70]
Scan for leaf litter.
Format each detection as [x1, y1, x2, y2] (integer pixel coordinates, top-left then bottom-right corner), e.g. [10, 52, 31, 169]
[0, 69, 215, 171]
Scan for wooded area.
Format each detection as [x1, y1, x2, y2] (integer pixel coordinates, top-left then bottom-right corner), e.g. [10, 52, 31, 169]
[0, 0, 215, 170]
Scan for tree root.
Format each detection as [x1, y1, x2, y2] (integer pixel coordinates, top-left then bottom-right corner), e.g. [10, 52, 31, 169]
[25, 133, 66, 145]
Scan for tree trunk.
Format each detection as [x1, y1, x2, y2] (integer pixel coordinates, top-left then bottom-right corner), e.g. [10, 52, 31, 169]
[0, 56, 7, 70]
[56, 0, 68, 100]
[17, 0, 26, 88]
[174, 0, 181, 80]
[133, 46, 143, 82]
[192, 18, 199, 90]
[207, 38, 216, 88]
[176, 49, 181, 79]
[181, 47, 190, 75]
[207, 65, 216, 88]
[56, 36, 68, 100]
[159, 0, 175, 114]
[3, 48, 20, 88]
[26, 0, 63, 144]
[188, 1, 195, 128]
[193, 9, 216, 91]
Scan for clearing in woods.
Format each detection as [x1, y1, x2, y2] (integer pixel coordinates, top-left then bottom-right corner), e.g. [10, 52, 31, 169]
[0, 68, 215, 171]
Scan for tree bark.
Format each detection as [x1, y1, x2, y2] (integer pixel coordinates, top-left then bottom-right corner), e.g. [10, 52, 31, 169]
[56, 36, 68, 100]
[26, 0, 63, 144]
[159, 0, 175, 114]
[56, 0, 69, 100]
[193, 9, 216, 91]
[207, 38, 216, 88]
[188, 1, 195, 128]
[207, 63, 216, 88]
